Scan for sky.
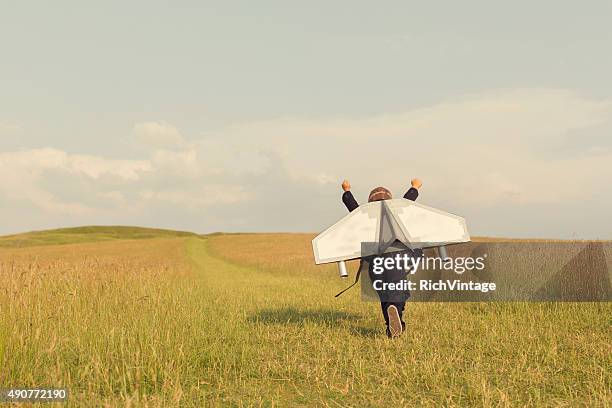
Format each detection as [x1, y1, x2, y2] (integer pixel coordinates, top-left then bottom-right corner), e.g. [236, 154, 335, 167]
[1, 1, 611, 238]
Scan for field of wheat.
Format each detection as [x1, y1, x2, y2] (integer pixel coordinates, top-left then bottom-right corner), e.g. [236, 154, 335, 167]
[0, 228, 610, 407]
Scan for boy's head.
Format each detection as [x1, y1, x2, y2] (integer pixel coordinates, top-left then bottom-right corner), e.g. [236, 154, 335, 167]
[368, 186, 392, 202]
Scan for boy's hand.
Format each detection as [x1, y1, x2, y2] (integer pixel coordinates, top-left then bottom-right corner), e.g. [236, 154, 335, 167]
[411, 178, 423, 189]
[342, 180, 351, 191]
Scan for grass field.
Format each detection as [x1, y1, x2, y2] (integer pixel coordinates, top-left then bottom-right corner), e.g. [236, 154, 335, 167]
[0, 228, 610, 407]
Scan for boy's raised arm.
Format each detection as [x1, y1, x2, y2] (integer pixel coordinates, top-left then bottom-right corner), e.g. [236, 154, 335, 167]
[403, 178, 422, 201]
[341, 179, 359, 212]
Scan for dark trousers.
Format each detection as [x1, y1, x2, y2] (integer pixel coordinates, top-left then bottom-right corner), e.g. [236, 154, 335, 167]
[381, 301, 406, 326]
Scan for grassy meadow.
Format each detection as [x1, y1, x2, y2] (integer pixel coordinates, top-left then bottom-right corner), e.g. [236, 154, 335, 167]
[0, 228, 610, 407]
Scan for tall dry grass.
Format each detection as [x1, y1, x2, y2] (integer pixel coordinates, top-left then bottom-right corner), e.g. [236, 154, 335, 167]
[208, 233, 612, 407]
[0, 232, 610, 406]
[0, 238, 205, 406]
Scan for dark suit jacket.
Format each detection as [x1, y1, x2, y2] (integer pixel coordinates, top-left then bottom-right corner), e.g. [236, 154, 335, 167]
[342, 187, 420, 303]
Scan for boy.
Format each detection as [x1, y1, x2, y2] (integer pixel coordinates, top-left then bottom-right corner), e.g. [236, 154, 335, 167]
[341, 178, 422, 338]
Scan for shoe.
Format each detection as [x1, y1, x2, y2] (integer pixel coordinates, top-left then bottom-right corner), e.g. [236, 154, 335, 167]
[387, 305, 403, 338]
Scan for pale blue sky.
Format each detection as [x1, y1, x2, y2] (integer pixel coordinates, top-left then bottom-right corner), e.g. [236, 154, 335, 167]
[1, 1, 611, 238]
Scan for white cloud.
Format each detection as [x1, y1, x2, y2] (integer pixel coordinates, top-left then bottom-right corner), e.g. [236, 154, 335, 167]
[139, 186, 251, 209]
[0, 122, 23, 134]
[0, 88, 610, 237]
[0, 148, 152, 215]
[132, 121, 185, 149]
[68, 154, 152, 180]
[0, 148, 152, 181]
[198, 88, 612, 207]
[97, 190, 127, 205]
[150, 148, 203, 178]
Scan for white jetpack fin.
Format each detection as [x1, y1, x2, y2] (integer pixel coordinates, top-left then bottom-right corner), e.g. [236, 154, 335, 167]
[312, 199, 469, 265]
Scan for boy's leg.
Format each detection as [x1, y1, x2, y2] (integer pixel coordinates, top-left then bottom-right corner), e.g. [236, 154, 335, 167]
[381, 302, 405, 337]
[386, 304, 403, 338]
[380, 302, 390, 326]
[380, 302, 394, 337]
[394, 301, 406, 331]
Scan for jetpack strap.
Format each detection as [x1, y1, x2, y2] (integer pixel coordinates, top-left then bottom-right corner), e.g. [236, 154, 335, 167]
[334, 267, 361, 298]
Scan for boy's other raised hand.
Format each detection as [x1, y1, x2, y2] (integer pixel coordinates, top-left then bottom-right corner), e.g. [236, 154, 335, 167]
[342, 180, 351, 192]
[411, 178, 423, 189]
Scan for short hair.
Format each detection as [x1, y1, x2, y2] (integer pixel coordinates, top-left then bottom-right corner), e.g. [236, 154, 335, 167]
[368, 186, 392, 202]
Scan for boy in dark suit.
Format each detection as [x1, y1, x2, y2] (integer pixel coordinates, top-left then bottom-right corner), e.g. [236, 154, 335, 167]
[341, 178, 422, 338]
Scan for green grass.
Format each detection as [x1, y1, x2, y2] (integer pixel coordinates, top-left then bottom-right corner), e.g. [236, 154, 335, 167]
[0, 230, 609, 406]
[0, 225, 196, 248]
[194, 238, 612, 407]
